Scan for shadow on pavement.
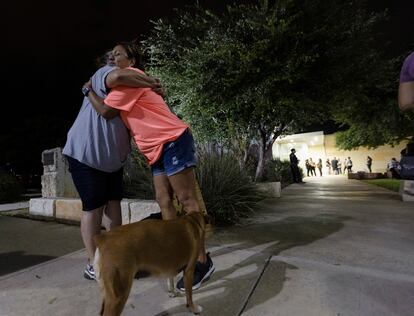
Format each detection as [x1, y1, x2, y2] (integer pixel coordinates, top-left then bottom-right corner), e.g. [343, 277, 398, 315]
[154, 213, 350, 316]
[0, 251, 55, 277]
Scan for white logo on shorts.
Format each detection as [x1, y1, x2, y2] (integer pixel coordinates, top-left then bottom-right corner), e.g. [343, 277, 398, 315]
[172, 156, 179, 165]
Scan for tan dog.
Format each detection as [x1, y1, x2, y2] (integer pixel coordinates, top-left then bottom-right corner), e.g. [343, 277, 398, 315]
[93, 212, 210, 316]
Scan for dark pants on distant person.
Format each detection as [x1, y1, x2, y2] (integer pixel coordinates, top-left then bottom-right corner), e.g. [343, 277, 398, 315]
[291, 164, 302, 183]
[390, 168, 401, 179]
[318, 167, 322, 176]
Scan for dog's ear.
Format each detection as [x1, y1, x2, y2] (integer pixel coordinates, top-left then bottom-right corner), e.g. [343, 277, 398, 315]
[203, 213, 214, 238]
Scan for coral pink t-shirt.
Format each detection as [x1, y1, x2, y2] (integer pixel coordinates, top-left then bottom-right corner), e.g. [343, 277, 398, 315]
[104, 68, 188, 165]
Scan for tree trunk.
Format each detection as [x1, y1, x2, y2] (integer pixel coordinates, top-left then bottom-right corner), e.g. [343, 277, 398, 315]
[239, 139, 251, 169]
[243, 145, 249, 166]
[254, 129, 267, 181]
[254, 125, 282, 182]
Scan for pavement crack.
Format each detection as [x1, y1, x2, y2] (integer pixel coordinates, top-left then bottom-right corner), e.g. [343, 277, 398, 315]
[237, 254, 272, 316]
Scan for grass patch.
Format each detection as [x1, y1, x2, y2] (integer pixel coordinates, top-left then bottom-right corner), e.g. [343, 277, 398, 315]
[362, 179, 402, 192]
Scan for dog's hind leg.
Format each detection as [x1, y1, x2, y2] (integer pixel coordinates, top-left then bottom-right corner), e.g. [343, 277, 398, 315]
[183, 261, 202, 314]
[94, 248, 101, 280]
[101, 268, 135, 316]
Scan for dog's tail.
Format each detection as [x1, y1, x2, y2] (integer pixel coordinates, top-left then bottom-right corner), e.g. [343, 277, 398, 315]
[93, 247, 101, 281]
[93, 247, 106, 316]
[93, 234, 111, 316]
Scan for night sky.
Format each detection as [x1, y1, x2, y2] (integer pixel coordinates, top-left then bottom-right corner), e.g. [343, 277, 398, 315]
[2, 0, 414, 179]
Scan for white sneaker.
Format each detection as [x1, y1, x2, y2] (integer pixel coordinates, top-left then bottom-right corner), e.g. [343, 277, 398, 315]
[84, 264, 95, 281]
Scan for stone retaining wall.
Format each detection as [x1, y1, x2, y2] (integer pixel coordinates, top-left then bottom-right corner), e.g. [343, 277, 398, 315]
[31, 147, 282, 223]
[256, 182, 281, 198]
[347, 172, 386, 180]
[29, 198, 161, 224]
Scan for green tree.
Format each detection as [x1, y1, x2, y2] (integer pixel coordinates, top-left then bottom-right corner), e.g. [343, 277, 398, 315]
[333, 56, 414, 150]
[143, 0, 395, 180]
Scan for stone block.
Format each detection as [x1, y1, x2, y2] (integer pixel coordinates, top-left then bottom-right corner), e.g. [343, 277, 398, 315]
[364, 172, 386, 179]
[402, 194, 414, 202]
[257, 182, 281, 198]
[121, 199, 132, 225]
[348, 172, 385, 180]
[41, 147, 78, 198]
[55, 198, 82, 222]
[401, 180, 414, 195]
[63, 173, 79, 198]
[29, 198, 56, 217]
[41, 173, 61, 198]
[400, 180, 414, 202]
[130, 200, 161, 223]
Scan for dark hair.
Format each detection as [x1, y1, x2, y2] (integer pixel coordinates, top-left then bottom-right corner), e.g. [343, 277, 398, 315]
[95, 50, 113, 67]
[406, 143, 414, 156]
[116, 39, 143, 68]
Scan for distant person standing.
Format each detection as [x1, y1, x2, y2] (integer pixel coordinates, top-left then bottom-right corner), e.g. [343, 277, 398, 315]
[331, 157, 338, 175]
[317, 158, 323, 176]
[398, 51, 414, 112]
[399, 143, 414, 180]
[387, 158, 401, 179]
[346, 157, 353, 173]
[289, 148, 303, 183]
[366, 156, 373, 173]
[305, 159, 311, 177]
[309, 158, 317, 176]
[325, 158, 331, 174]
[337, 159, 342, 174]
[343, 158, 348, 174]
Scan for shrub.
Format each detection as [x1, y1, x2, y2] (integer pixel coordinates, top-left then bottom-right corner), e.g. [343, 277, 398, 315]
[261, 158, 295, 187]
[123, 147, 267, 225]
[0, 171, 24, 203]
[123, 149, 155, 199]
[196, 150, 266, 226]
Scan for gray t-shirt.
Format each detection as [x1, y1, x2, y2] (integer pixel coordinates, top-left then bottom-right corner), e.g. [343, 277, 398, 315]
[63, 65, 131, 172]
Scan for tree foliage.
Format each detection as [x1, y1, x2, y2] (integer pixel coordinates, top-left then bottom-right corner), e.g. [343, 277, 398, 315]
[333, 56, 414, 150]
[142, 0, 402, 179]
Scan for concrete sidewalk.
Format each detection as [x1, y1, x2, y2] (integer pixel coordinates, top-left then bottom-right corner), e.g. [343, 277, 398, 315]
[1, 176, 414, 316]
[0, 201, 29, 212]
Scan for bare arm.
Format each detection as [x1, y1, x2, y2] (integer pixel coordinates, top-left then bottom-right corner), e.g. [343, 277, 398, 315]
[398, 82, 414, 111]
[106, 68, 157, 89]
[105, 69, 166, 98]
[84, 80, 118, 120]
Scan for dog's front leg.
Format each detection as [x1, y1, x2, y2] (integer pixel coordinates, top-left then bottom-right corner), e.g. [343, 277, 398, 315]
[167, 277, 178, 297]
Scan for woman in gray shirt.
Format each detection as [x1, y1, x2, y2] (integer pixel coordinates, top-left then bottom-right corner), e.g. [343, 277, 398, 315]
[63, 50, 162, 280]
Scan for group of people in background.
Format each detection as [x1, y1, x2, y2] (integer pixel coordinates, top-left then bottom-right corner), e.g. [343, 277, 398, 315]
[289, 50, 414, 183]
[325, 157, 353, 175]
[289, 149, 356, 180]
[302, 156, 356, 177]
[304, 158, 323, 177]
[290, 145, 414, 182]
[388, 143, 414, 180]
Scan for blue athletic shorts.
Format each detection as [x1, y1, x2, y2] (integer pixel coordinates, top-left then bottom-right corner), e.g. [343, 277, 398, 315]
[66, 156, 123, 211]
[151, 128, 197, 177]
